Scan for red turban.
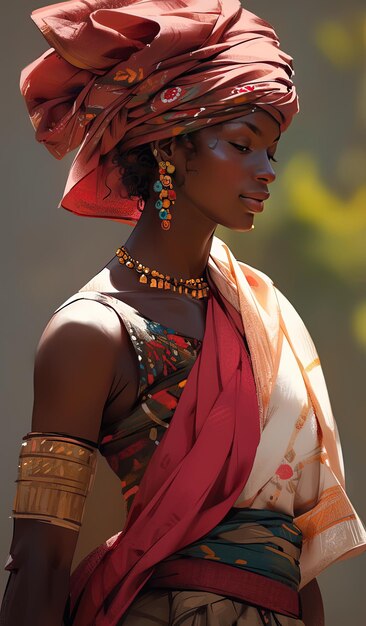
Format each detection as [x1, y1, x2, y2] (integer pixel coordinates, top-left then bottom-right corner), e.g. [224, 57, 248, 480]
[20, 0, 299, 224]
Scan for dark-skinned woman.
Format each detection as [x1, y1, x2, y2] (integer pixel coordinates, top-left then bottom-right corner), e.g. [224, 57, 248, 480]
[1, 1, 365, 625]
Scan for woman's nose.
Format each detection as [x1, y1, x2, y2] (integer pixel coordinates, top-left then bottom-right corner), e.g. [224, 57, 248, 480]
[255, 159, 276, 184]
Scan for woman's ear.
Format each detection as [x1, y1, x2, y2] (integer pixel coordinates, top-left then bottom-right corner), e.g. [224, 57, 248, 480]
[149, 137, 174, 163]
[151, 133, 196, 162]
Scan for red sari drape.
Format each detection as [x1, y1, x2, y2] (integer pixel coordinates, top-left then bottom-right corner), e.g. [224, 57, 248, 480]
[69, 279, 261, 626]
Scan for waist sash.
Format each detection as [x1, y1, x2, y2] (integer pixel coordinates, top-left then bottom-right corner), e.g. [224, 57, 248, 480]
[148, 508, 302, 619]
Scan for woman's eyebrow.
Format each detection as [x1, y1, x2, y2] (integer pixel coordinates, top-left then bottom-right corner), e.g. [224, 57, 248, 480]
[243, 121, 262, 136]
[239, 121, 281, 143]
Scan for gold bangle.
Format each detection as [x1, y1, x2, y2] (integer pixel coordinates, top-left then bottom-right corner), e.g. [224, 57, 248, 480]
[12, 432, 98, 532]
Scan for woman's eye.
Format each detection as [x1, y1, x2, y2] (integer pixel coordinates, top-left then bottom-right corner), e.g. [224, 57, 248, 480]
[230, 142, 251, 153]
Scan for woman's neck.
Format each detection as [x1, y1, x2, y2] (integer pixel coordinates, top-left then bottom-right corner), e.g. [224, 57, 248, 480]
[123, 204, 216, 281]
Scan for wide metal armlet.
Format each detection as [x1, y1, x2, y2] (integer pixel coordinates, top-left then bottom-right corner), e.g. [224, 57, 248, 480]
[12, 432, 98, 532]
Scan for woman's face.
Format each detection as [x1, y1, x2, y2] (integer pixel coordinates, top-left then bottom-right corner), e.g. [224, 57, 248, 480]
[171, 109, 281, 232]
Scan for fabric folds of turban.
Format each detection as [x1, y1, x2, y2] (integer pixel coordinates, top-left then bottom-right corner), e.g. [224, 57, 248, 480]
[20, 0, 299, 223]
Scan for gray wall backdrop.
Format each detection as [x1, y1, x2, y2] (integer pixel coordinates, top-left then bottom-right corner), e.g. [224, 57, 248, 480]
[1, 1, 365, 623]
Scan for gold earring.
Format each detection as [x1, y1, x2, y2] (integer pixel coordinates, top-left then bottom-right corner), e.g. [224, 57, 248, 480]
[152, 149, 176, 231]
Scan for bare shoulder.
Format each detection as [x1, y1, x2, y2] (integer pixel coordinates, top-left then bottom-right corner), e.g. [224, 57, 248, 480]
[31, 298, 131, 444]
[48, 295, 122, 331]
[38, 298, 124, 375]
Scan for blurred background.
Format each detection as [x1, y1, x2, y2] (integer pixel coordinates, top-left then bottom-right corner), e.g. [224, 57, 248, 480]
[0, 1, 365, 622]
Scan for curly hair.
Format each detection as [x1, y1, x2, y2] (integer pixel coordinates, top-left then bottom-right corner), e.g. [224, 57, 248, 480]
[113, 134, 191, 204]
[112, 142, 157, 204]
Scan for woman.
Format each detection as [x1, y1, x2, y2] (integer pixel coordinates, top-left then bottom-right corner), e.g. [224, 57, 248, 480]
[1, 1, 365, 625]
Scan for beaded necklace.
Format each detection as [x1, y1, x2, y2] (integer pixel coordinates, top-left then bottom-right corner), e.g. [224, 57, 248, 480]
[116, 245, 209, 299]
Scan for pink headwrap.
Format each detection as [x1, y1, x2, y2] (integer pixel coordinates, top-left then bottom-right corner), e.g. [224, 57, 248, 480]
[20, 0, 299, 224]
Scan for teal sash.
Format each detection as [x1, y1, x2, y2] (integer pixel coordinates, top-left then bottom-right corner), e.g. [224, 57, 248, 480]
[167, 507, 302, 591]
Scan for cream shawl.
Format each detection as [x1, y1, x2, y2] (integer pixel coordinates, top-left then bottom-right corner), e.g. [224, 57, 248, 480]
[208, 234, 366, 587]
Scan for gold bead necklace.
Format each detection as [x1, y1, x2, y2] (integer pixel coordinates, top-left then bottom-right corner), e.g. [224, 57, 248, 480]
[116, 245, 210, 299]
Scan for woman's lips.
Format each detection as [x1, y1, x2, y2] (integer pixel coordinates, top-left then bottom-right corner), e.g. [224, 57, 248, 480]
[239, 195, 265, 212]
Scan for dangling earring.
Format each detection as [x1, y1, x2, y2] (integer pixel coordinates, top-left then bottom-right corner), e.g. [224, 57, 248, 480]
[152, 148, 176, 231]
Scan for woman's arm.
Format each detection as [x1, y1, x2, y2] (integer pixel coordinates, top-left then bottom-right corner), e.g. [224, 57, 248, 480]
[1, 521, 79, 626]
[299, 578, 325, 626]
[0, 300, 123, 626]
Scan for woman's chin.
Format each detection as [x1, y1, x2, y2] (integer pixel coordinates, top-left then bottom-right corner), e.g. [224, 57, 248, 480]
[223, 212, 256, 232]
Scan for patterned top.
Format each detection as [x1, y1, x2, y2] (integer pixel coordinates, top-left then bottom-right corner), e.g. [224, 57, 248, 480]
[54, 291, 202, 514]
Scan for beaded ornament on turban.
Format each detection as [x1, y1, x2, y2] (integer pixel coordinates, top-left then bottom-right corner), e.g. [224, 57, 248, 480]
[20, 0, 299, 224]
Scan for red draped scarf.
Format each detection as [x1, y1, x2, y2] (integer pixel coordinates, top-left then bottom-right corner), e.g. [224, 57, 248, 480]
[68, 279, 261, 626]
